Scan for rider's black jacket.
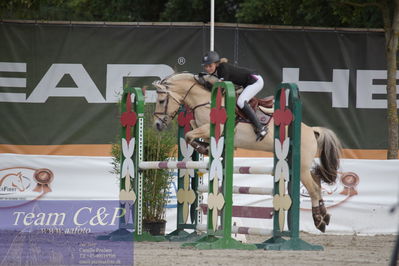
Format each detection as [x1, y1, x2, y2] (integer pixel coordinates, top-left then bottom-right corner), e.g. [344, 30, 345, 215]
[214, 62, 258, 87]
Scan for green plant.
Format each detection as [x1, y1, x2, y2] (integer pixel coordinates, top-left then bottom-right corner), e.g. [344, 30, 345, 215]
[111, 136, 121, 177]
[142, 127, 177, 222]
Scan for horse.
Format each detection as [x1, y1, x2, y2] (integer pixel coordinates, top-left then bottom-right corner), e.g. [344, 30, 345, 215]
[152, 72, 342, 233]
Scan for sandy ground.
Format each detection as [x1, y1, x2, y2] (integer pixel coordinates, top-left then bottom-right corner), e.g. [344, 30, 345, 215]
[134, 233, 398, 266]
[0, 231, 396, 265]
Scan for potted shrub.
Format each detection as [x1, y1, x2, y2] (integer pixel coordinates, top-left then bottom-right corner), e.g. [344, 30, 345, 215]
[141, 127, 177, 235]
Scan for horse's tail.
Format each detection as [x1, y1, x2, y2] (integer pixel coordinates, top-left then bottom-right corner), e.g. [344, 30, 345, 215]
[312, 127, 342, 184]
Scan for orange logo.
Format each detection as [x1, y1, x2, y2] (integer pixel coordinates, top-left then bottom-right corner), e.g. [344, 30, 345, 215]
[300, 172, 360, 209]
[0, 167, 54, 208]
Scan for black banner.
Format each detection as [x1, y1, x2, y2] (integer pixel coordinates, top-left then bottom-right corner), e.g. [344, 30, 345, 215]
[0, 21, 393, 151]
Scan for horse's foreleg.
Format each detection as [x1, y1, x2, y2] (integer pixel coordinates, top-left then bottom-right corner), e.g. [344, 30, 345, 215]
[185, 124, 210, 143]
[185, 124, 211, 155]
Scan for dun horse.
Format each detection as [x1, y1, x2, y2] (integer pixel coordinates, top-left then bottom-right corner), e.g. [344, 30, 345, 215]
[152, 72, 342, 233]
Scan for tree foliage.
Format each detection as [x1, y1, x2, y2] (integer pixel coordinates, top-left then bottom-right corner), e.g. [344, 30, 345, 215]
[236, 0, 382, 27]
[160, 0, 241, 22]
[0, 0, 383, 28]
[0, 0, 169, 21]
[330, 0, 383, 28]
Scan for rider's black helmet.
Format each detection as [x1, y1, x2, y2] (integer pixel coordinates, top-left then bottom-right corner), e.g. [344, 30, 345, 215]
[202, 51, 220, 65]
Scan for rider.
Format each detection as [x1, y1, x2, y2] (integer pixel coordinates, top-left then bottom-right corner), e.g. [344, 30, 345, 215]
[201, 50, 267, 141]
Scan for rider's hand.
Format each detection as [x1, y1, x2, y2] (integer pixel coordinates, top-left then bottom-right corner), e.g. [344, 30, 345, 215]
[205, 81, 213, 90]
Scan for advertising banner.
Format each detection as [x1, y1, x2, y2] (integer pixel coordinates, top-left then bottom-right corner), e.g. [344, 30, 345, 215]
[0, 154, 132, 266]
[1, 154, 397, 236]
[0, 21, 395, 158]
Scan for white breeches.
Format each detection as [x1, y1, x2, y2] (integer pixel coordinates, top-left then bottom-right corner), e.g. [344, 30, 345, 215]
[236, 75, 264, 108]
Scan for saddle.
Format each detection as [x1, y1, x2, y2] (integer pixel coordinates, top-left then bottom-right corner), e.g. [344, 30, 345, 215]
[235, 89, 274, 126]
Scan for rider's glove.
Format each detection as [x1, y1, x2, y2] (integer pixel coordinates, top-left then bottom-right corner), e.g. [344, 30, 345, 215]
[204, 81, 213, 90]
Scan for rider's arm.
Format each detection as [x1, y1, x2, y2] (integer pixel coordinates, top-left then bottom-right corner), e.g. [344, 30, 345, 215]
[216, 63, 229, 81]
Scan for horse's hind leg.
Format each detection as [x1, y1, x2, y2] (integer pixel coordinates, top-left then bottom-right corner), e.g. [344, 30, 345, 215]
[301, 168, 327, 232]
[300, 126, 329, 232]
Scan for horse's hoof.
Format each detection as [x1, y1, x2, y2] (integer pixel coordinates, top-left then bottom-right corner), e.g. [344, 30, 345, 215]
[316, 221, 326, 233]
[313, 215, 326, 233]
[190, 140, 209, 155]
[318, 200, 330, 226]
[312, 205, 327, 233]
[198, 147, 209, 156]
[323, 213, 331, 225]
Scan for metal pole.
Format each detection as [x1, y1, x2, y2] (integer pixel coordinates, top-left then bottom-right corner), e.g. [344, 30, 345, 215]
[210, 0, 214, 51]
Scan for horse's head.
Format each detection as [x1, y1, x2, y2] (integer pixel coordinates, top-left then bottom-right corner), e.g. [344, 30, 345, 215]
[152, 73, 199, 131]
[152, 78, 182, 131]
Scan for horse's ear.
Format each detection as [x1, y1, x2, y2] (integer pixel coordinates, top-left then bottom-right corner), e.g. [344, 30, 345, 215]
[152, 80, 165, 90]
[152, 80, 161, 86]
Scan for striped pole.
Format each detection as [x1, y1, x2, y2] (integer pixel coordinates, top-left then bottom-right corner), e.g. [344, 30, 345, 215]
[233, 165, 273, 175]
[197, 184, 273, 195]
[139, 161, 208, 170]
[196, 224, 273, 236]
[138, 163, 272, 175]
[199, 204, 273, 219]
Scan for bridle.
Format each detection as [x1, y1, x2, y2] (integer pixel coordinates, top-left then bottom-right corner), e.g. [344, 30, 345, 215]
[153, 81, 198, 127]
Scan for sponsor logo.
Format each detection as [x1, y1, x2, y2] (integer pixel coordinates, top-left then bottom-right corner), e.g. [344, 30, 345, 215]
[0, 167, 54, 206]
[0, 172, 31, 194]
[0, 63, 174, 104]
[1, 62, 397, 107]
[300, 171, 360, 209]
[283, 68, 399, 109]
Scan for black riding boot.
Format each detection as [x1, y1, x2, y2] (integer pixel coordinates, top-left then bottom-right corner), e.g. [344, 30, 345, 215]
[242, 101, 267, 141]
